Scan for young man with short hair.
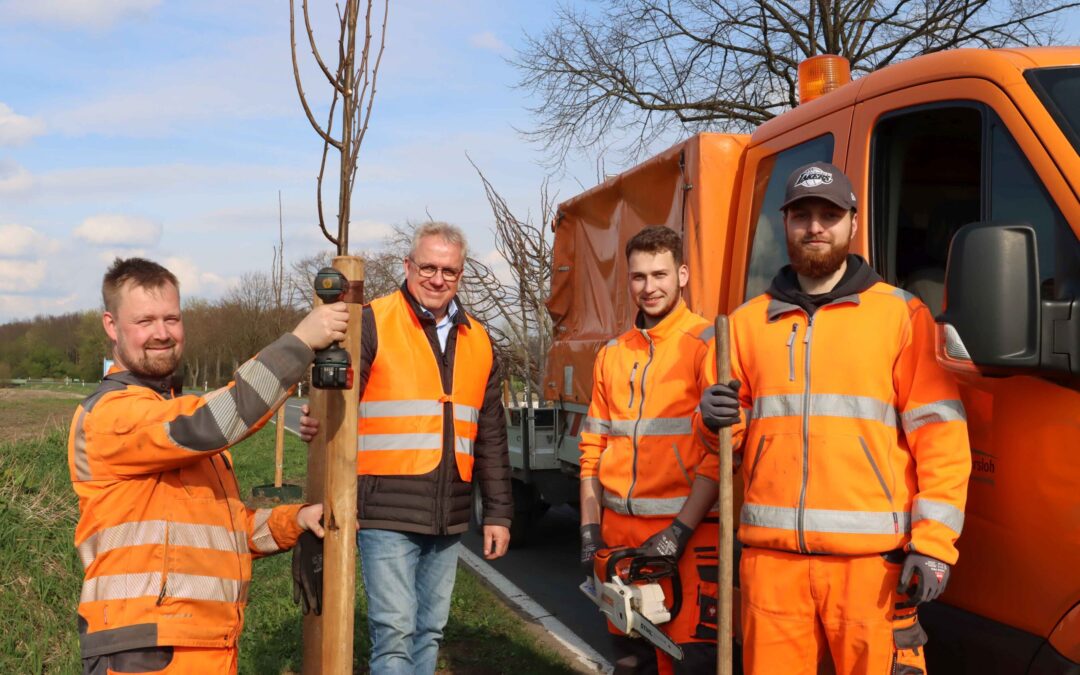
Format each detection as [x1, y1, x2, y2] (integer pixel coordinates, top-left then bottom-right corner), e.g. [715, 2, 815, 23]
[579, 225, 720, 674]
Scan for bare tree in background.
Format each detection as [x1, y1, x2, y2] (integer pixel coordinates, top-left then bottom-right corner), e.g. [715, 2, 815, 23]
[517, 0, 1080, 163]
[291, 0, 389, 253]
[288, 250, 402, 310]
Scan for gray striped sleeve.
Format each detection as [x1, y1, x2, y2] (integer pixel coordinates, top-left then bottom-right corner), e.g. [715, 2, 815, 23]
[167, 333, 314, 451]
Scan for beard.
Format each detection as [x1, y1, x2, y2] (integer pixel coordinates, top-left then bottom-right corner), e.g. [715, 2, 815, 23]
[787, 236, 850, 279]
[117, 339, 181, 378]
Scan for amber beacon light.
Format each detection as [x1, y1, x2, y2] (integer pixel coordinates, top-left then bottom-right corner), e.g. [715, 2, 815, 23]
[798, 55, 851, 104]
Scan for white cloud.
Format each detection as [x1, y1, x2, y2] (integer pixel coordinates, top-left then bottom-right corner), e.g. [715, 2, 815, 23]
[0, 224, 60, 258]
[0, 160, 33, 194]
[468, 31, 509, 54]
[75, 214, 162, 247]
[0, 258, 47, 293]
[0, 0, 160, 30]
[0, 104, 46, 146]
[0, 292, 79, 318]
[34, 163, 306, 202]
[162, 257, 235, 297]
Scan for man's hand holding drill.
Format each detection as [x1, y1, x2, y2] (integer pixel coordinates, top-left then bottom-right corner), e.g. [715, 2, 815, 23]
[292, 302, 349, 352]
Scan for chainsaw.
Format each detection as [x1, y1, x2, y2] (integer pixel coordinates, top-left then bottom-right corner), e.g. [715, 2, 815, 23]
[579, 546, 684, 660]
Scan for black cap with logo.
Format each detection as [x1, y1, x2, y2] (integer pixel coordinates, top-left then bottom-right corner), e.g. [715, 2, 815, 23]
[780, 162, 857, 212]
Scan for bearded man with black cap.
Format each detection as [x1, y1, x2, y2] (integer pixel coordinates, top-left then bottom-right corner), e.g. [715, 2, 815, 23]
[697, 163, 972, 674]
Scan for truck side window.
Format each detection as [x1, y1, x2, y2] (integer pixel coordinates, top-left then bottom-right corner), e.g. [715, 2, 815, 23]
[871, 106, 982, 315]
[989, 119, 1078, 301]
[745, 134, 835, 300]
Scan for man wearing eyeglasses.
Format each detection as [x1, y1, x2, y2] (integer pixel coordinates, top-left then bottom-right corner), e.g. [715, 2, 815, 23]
[298, 221, 512, 674]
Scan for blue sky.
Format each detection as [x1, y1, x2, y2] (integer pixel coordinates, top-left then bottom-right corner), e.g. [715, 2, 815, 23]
[0, 0, 608, 321]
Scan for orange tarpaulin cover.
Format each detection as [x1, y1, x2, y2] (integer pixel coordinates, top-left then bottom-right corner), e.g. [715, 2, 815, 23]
[544, 133, 750, 404]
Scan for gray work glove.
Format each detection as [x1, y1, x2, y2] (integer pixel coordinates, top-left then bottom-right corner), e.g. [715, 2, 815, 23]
[898, 553, 950, 606]
[580, 524, 605, 575]
[292, 530, 324, 616]
[640, 518, 693, 561]
[700, 380, 742, 431]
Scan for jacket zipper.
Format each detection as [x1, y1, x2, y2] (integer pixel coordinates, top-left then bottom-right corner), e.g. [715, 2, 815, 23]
[157, 520, 170, 606]
[626, 336, 654, 516]
[435, 340, 453, 534]
[797, 314, 814, 554]
[786, 323, 798, 382]
[627, 362, 639, 408]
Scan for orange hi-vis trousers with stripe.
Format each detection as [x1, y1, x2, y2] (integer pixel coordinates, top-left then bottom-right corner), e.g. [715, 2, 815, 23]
[741, 547, 927, 675]
[83, 646, 238, 675]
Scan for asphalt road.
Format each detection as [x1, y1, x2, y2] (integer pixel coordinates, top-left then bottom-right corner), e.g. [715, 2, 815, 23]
[463, 505, 616, 664]
[279, 397, 615, 662]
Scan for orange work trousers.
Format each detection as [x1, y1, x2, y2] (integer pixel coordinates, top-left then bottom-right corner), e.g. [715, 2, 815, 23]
[602, 509, 719, 675]
[83, 645, 238, 675]
[740, 547, 928, 675]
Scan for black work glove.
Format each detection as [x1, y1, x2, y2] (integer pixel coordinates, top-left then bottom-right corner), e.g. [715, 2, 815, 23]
[580, 524, 605, 576]
[640, 518, 693, 560]
[292, 530, 324, 616]
[897, 553, 950, 606]
[700, 380, 742, 431]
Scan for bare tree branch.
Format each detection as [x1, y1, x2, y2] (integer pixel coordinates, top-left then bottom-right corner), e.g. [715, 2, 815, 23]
[517, 0, 1080, 165]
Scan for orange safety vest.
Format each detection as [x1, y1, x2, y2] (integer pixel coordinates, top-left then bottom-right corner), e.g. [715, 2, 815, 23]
[357, 291, 493, 482]
[68, 355, 305, 656]
[580, 300, 718, 518]
[709, 282, 970, 564]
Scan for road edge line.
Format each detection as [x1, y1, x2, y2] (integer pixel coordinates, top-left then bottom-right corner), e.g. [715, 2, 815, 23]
[458, 547, 613, 674]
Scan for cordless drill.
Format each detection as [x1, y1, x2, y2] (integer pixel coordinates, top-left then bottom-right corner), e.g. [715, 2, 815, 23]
[311, 267, 353, 389]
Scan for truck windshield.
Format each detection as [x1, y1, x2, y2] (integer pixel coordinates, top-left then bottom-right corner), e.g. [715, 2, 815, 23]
[1026, 66, 1080, 157]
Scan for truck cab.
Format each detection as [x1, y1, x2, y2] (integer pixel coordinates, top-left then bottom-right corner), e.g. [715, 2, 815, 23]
[526, 47, 1080, 672]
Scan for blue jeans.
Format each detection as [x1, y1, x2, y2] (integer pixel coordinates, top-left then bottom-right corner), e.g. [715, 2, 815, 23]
[357, 529, 461, 675]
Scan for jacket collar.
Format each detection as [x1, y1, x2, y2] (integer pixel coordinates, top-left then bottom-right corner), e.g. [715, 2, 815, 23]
[398, 282, 471, 329]
[104, 364, 181, 397]
[633, 299, 693, 342]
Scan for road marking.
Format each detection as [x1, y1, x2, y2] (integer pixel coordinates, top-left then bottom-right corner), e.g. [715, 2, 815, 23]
[457, 547, 612, 673]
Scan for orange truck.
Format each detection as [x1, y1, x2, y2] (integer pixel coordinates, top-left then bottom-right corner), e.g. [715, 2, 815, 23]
[503, 47, 1080, 672]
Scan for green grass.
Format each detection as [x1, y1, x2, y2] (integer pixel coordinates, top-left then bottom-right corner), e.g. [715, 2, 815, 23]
[0, 397, 579, 674]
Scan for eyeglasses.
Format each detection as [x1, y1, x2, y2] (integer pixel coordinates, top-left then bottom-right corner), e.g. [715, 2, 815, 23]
[409, 257, 462, 282]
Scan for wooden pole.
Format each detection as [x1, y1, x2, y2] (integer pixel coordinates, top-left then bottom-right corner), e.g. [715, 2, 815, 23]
[302, 256, 363, 675]
[715, 315, 734, 675]
[274, 406, 286, 488]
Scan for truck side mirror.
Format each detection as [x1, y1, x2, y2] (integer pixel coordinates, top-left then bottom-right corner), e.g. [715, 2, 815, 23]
[936, 222, 1080, 378]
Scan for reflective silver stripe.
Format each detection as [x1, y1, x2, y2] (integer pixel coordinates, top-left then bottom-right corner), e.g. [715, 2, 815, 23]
[360, 400, 443, 418]
[901, 400, 967, 434]
[77, 520, 168, 569]
[609, 417, 693, 437]
[169, 522, 248, 554]
[358, 433, 442, 451]
[250, 509, 279, 554]
[582, 416, 611, 435]
[237, 358, 286, 409]
[454, 404, 479, 424]
[78, 521, 248, 569]
[72, 407, 92, 482]
[696, 325, 716, 343]
[913, 498, 964, 534]
[753, 394, 898, 426]
[741, 503, 911, 535]
[82, 570, 243, 606]
[602, 491, 687, 516]
[455, 437, 474, 457]
[206, 390, 249, 445]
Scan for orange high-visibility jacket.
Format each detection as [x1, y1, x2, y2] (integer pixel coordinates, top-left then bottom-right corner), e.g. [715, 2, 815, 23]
[580, 301, 718, 518]
[68, 334, 311, 657]
[702, 283, 970, 564]
[357, 291, 493, 482]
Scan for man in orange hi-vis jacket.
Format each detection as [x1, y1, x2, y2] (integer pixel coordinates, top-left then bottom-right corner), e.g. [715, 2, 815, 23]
[699, 163, 971, 675]
[579, 226, 720, 674]
[69, 257, 348, 675]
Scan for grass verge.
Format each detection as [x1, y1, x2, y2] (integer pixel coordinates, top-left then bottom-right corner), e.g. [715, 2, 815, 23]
[0, 391, 579, 674]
